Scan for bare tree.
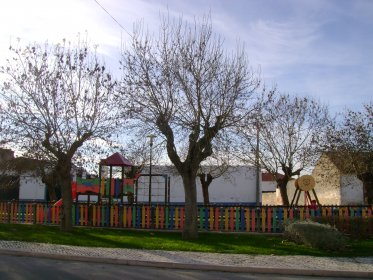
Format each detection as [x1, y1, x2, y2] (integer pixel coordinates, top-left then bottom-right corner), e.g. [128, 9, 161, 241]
[197, 134, 236, 206]
[0, 39, 122, 231]
[326, 103, 373, 203]
[119, 15, 260, 239]
[239, 93, 330, 205]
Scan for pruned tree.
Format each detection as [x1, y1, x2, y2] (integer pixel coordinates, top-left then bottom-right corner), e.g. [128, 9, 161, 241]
[198, 134, 236, 206]
[326, 103, 373, 203]
[0, 39, 122, 231]
[239, 93, 331, 205]
[119, 15, 260, 239]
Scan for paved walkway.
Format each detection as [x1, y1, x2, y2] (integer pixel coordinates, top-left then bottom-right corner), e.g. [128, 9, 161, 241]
[0, 240, 372, 278]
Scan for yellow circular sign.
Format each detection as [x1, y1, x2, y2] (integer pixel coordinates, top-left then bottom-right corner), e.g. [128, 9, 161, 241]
[297, 175, 315, 191]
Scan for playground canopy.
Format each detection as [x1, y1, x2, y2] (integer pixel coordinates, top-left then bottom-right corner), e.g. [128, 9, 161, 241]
[100, 152, 133, 167]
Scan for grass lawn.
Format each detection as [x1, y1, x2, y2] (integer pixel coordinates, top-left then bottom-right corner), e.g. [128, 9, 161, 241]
[0, 223, 372, 257]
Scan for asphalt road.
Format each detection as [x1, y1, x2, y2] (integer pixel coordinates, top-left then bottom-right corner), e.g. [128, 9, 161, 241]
[0, 254, 365, 280]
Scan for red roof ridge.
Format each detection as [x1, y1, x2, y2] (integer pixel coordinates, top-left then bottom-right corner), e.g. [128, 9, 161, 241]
[100, 152, 133, 167]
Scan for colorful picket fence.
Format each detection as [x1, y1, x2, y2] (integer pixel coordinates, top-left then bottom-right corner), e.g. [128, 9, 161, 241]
[0, 201, 372, 234]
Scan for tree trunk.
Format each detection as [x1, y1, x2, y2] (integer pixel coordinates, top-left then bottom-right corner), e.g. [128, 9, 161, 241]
[181, 172, 198, 240]
[202, 184, 210, 206]
[46, 183, 57, 202]
[60, 177, 73, 231]
[277, 178, 290, 206]
[358, 172, 373, 204]
[199, 173, 213, 206]
[41, 170, 58, 202]
[56, 158, 73, 232]
[363, 181, 373, 204]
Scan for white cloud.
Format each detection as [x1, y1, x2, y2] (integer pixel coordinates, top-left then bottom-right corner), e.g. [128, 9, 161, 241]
[0, 0, 371, 114]
[0, 0, 122, 63]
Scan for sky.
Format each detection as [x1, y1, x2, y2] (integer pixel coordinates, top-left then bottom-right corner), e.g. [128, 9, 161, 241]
[0, 0, 372, 114]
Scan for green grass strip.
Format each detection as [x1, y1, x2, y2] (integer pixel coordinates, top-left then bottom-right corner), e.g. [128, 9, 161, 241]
[0, 223, 372, 257]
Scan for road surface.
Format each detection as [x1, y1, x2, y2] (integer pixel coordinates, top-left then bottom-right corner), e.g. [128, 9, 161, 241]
[0, 254, 365, 280]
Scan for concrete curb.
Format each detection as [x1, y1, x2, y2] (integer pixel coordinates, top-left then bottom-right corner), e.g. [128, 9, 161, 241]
[1, 249, 372, 279]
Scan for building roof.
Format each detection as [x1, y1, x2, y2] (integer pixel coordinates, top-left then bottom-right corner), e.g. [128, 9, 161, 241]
[8, 157, 44, 172]
[0, 153, 45, 174]
[261, 172, 284, 181]
[100, 152, 133, 167]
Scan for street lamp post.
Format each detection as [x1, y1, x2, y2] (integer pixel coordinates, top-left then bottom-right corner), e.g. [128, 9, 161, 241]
[255, 120, 261, 206]
[147, 134, 156, 205]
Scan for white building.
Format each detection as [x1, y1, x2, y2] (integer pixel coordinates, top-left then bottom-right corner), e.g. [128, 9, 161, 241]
[261, 152, 368, 206]
[136, 166, 259, 204]
[0, 148, 46, 201]
[18, 173, 46, 201]
[311, 153, 365, 205]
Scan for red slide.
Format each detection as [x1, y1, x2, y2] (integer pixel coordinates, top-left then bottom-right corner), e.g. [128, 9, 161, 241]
[53, 181, 77, 206]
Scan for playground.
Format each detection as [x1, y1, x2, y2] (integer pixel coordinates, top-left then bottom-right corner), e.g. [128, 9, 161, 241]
[55, 152, 170, 207]
[0, 152, 372, 235]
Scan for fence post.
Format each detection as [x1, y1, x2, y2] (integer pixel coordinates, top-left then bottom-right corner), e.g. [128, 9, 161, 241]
[32, 203, 37, 224]
[240, 207, 245, 232]
[7, 202, 11, 224]
[136, 206, 141, 228]
[165, 206, 169, 229]
[209, 207, 214, 231]
[199, 207, 204, 230]
[368, 208, 372, 235]
[271, 208, 276, 233]
[169, 206, 174, 230]
[160, 205, 164, 229]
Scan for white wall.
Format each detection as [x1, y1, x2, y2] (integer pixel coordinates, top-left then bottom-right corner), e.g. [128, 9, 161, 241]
[311, 154, 342, 205]
[19, 173, 46, 200]
[261, 181, 276, 192]
[136, 166, 258, 204]
[15, 165, 265, 204]
[340, 175, 364, 205]
[205, 167, 257, 204]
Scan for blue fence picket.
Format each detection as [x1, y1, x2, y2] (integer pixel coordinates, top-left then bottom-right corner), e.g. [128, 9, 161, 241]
[204, 208, 209, 230]
[169, 207, 174, 230]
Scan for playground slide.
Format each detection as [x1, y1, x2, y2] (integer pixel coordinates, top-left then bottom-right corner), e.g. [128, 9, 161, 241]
[53, 181, 78, 206]
[54, 198, 63, 207]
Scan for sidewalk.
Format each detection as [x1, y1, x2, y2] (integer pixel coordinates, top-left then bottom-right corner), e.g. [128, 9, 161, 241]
[0, 240, 372, 278]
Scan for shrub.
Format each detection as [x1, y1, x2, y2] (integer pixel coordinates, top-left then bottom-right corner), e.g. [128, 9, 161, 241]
[284, 220, 347, 251]
[312, 216, 373, 239]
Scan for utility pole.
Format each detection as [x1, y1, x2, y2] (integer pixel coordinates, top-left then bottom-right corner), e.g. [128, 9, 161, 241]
[255, 121, 261, 206]
[147, 134, 156, 205]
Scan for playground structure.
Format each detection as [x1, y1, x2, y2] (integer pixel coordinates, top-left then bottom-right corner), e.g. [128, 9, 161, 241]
[54, 153, 171, 206]
[290, 175, 321, 208]
[135, 174, 171, 204]
[98, 152, 138, 204]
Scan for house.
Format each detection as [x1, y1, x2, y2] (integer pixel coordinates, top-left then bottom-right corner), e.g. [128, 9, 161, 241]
[261, 152, 369, 206]
[311, 152, 368, 205]
[261, 173, 278, 205]
[0, 148, 47, 201]
[260, 172, 305, 206]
